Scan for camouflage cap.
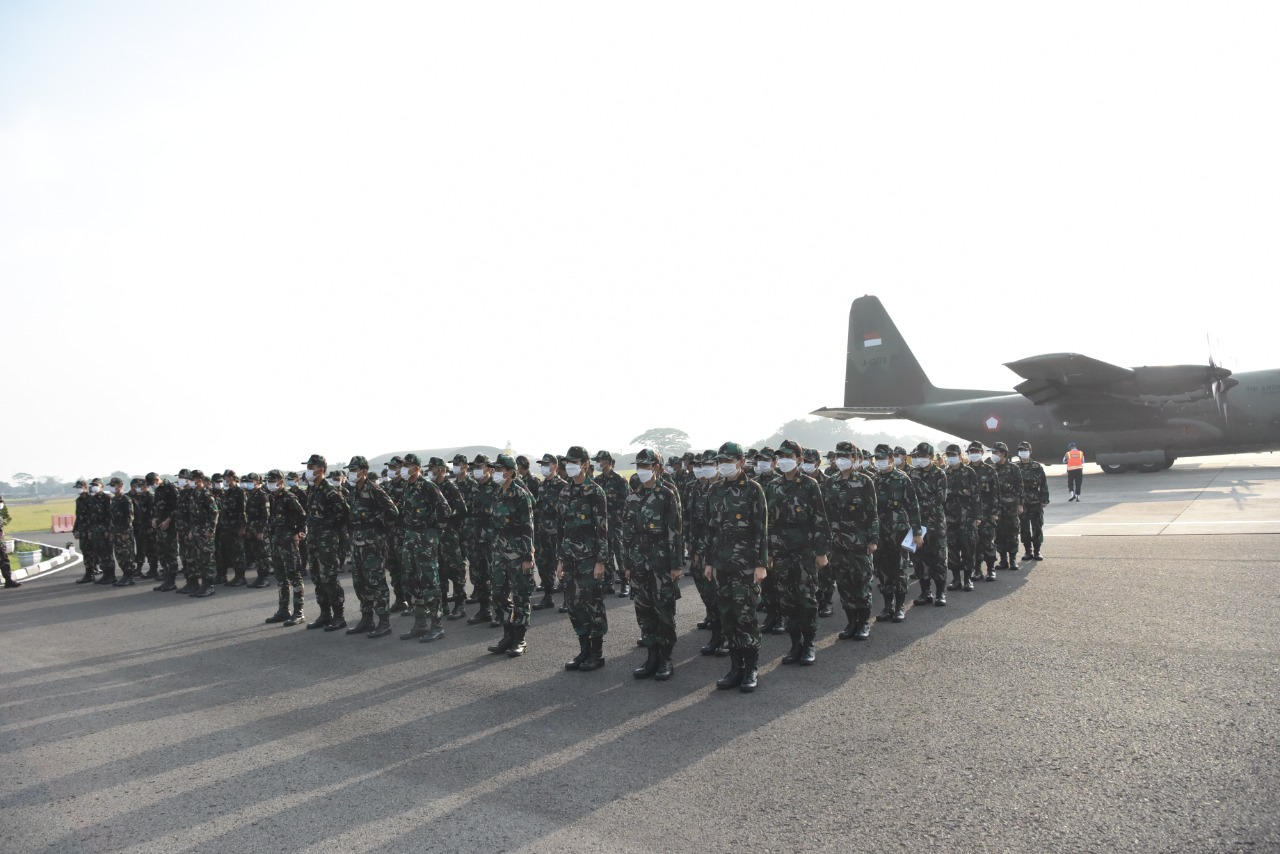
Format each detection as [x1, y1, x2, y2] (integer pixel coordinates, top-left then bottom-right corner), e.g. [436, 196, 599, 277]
[803, 448, 822, 463]
[246, 472, 262, 482]
[591, 450, 613, 463]
[403, 453, 423, 467]
[716, 442, 745, 461]
[945, 444, 962, 454]
[966, 441, 985, 452]
[74, 478, 88, 488]
[893, 446, 906, 456]
[777, 439, 803, 457]
[992, 442, 1010, 454]
[700, 449, 718, 464]
[757, 446, 776, 460]
[539, 453, 557, 464]
[835, 440, 855, 454]
[427, 456, 446, 468]
[634, 448, 660, 465]
[285, 471, 299, 480]
[223, 469, 237, 479]
[515, 455, 530, 467]
[387, 455, 404, 468]
[471, 453, 491, 466]
[681, 452, 695, 462]
[563, 446, 589, 462]
[211, 472, 224, 482]
[265, 468, 285, 481]
[130, 476, 144, 486]
[347, 455, 369, 470]
[874, 444, 893, 458]
[451, 453, 468, 464]
[178, 468, 193, 479]
[190, 469, 206, 480]
[144, 471, 158, 482]
[492, 453, 516, 470]
[302, 454, 326, 467]
[826, 451, 837, 460]
[746, 448, 759, 458]
[108, 476, 124, 487]
[913, 442, 934, 457]
[1018, 441, 1032, 451]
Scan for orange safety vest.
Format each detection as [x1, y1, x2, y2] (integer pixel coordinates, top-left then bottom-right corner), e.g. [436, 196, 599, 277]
[1065, 449, 1084, 469]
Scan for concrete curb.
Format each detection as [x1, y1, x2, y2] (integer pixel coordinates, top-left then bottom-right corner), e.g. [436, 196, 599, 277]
[9, 539, 83, 582]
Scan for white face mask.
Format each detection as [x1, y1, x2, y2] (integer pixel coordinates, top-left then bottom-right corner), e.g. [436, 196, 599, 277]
[213, 482, 224, 490]
[564, 463, 582, 479]
[776, 458, 798, 473]
[399, 466, 411, 479]
[801, 462, 817, 474]
[1018, 450, 1031, 460]
[968, 453, 983, 464]
[718, 462, 739, 478]
[946, 456, 960, 467]
[893, 456, 904, 467]
[348, 471, 361, 484]
[451, 465, 462, 475]
[835, 457, 853, 471]
[636, 468, 654, 483]
[874, 459, 890, 471]
[177, 478, 188, 488]
[755, 461, 772, 474]
[492, 471, 507, 486]
[539, 465, 550, 477]
[90, 485, 101, 494]
[912, 457, 929, 468]
[266, 482, 279, 492]
[991, 455, 1003, 465]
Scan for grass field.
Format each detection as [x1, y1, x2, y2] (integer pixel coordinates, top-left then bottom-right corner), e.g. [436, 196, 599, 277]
[4, 498, 76, 533]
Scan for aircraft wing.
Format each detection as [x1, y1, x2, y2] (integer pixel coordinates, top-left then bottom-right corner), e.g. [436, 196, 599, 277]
[1005, 353, 1136, 404]
[809, 406, 904, 421]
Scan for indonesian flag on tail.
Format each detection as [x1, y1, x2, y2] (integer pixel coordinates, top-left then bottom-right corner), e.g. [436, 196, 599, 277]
[863, 332, 882, 348]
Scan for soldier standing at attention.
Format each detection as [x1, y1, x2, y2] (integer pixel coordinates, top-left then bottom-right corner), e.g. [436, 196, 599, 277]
[623, 449, 684, 680]
[0, 494, 18, 589]
[801, 448, 836, 617]
[1017, 442, 1049, 561]
[991, 443, 1025, 572]
[465, 454, 498, 626]
[150, 473, 181, 591]
[383, 455, 408, 613]
[871, 444, 923, 624]
[72, 479, 96, 584]
[287, 471, 310, 574]
[690, 451, 725, 655]
[532, 453, 564, 612]
[942, 444, 981, 592]
[301, 454, 351, 630]
[244, 473, 274, 589]
[764, 440, 831, 668]
[343, 455, 399, 638]
[557, 446, 610, 673]
[753, 448, 787, 635]
[703, 442, 769, 693]
[591, 450, 630, 598]
[450, 453, 477, 612]
[821, 441, 879, 641]
[516, 455, 540, 501]
[219, 470, 249, 586]
[908, 442, 949, 607]
[174, 469, 197, 593]
[968, 442, 1000, 581]
[187, 470, 219, 598]
[130, 477, 158, 580]
[430, 457, 468, 621]
[87, 478, 115, 586]
[263, 469, 307, 627]
[397, 453, 452, 643]
[107, 477, 136, 586]
[486, 454, 537, 658]
[1063, 443, 1085, 501]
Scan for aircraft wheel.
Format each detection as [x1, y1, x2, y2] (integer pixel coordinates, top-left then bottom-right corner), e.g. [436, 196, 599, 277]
[1161, 457, 1176, 470]
[1137, 462, 1163, 473]
[1100, 463, 1129, 474]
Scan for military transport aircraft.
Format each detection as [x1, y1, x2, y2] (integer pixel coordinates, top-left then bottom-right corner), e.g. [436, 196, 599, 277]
[812, 295, 1280, 473]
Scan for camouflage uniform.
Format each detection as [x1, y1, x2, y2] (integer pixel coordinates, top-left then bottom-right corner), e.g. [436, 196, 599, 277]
[687, 451, 721, 642]
[130, 479, 157, 577]
[992, 444, 1025, 570]
[872, 444, 923, 622]
[383, 457, 407, 610]
[433, 461, 468, 617]
[763, 440, 831, 665]
[703, 443, 769, 693]
[152, 479, 181, 589]
[86, 483, 114, 583]
[107, 481, 136, 584]
[489, 455, 536, 655]
[186, 474, 219, 593]
[532, 455, 564, 609]
[303, 459, 351, 625]
[1017, 443, 1050, 559]
[821, 442, 879, 640]
[557, 447, 611, 669]
[244, 477, 273, 587]
[72, 485, 97, 582]
[266, 473, 307, 623]
[968, 443, 1000, 579]
[753, 448, 786, 631]
[802, 448, 836, 614]
[465, 456, 497, 622]
[592, 457, 630, 595]
[942, 447, 982, 590]
[623, 449, 684, 679]
[344, 457, 399, 631]
[907, 443, 949, 605]
[175, 475, 194, 587]
[216, 473, 247, 584]
[396, 454, 452, 640]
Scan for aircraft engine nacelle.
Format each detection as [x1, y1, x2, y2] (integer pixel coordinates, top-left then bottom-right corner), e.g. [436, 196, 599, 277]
[1129, 365, 1236, 405]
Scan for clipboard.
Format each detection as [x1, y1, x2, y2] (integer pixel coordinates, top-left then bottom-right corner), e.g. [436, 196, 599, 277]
[901, 525, 926, 553]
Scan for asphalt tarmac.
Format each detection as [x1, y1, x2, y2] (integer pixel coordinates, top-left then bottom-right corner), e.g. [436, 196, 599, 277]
[2, 457, 1278, 853]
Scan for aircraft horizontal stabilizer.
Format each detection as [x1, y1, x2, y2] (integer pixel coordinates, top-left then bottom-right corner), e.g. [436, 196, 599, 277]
[810, 406, 904, 421]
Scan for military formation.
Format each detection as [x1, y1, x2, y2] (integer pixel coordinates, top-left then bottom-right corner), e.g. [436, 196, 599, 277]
[56, 439, 1051, 693]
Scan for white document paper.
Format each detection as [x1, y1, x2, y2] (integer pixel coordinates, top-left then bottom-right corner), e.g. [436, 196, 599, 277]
[901, 526, 926, 553]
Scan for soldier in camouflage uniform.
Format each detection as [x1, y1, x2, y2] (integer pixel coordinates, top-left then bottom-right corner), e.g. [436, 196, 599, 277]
[623, 449, 684, 680]
[130, 477, 158, 579]
[244, 473, 275, 588]
[592, 450, 630, 598]
[263, 469, 308, 626]
[287, 471, 310, 573]
[689, 450, 725, 655]
[396, 453, 453, 642]
[703, 442, 769, 693]
[821, 442, 878, 641]
[800, 447, 836, 616]
[72, 479, 98, 583]
[150, 473, 181, 591]
[991, 442, 1025, 572]
[752, 447, 787, 635]
[968, 442, 1000, 581]
[186, 470, 219, 598]
[465, 454, 498, 626]
[343, 455, 399, 638]
[1017, 441, 1049, 561]
[516, 455, 540, 501]
[942, 444, 981, 592]
[824, 451, 840, 479]
[486, 454, 537, 658]
[107, 477, 137, 586]
[383, 455, 408, 612]
[86, 478, 115, 585]
[174, 468, 197, 593]
[430, 456, 468, 620]
[764, 440, 831, 667]
[556, 446, 610, 673]
[532, 453, 564, 611]
[301, 454, 351, 630]
[908, 442, 949, 607]
[871, 444, 923, 624]
[218, 470, 249, 586]
[0, 494, 18, 589]
[449, 453, 476, 612]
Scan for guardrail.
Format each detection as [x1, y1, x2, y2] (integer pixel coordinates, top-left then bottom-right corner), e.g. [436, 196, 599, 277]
[7, 538, 79, 582]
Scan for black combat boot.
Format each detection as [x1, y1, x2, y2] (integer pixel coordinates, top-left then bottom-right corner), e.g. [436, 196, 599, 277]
[891, 593, 906, 623]
[818, 596, 834, 618]
[177, 577, 197, 594]
[153, 573, 177, 592]
[369, 614, 392, 638]
[739, 648, 759, 693]
[76, 567, 95, 584]
[565, 635, 590, 671]
[449, 598, 467, 620]
[283, 608, 306, 627]
[838, 618, 858, 640]
[307, 610, 332, 630]
[1021, 545, 1033, 562]
[985, 560, 997, 581]
[346, 611, 374, 635]
[248, 569, 271, 588]
[390, 596, 407, 614]
[948, 570, 963, 592]
[853, 607, 871, 641]
[194, 578, 216, 598]
[617, 581, 630, 598]
[716, 651, 744, 690]
[96, 571, 116, 585]
[913, 579, 934, 606]
[531, 592, 555, 611]
[214, 571, 227, 586]
[265, 609, 290, 623]
[3, 578, 19, 589]
[578, 636, 606, 672]
[781, 630, 803, 665]
[760, 610, 779, 635]
[488, 625, 515, 654]
[696, 609, 713, 630]
[467, 606, 493, 625]
[875, 591, 895, 622]
[632, 645, 660, 679]
[1008, 551, 1020, 571]
[227, 569, 246, 587]
[113, 572, 135, 587]
[963, 570, 975, 591]
[799, 630, 816, 665]
[324, 608, 347, 632]
[507, 624, 527, 657]
[489, 606, 504, 629]
[934, 584, 947, 606]
[420, 614, 445, 643]
[1033, 546, 1043, 560]
[700, 627, 726, 656]
[400, 609, 429, 640]
[654, 645, 673, 681]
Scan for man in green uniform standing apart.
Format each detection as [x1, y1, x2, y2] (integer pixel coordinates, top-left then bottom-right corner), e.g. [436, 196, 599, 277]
[187, 470, 219, 598]
[557, 446, 610, 673]
[107, 477, 136, 586]
[263, 469, 308, 627]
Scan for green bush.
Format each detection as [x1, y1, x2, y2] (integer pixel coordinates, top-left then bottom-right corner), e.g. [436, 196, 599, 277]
[14, 540, 42, 553]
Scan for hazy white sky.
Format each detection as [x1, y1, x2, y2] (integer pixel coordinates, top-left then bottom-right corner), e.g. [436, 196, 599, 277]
[2, 1, 1277, 479]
